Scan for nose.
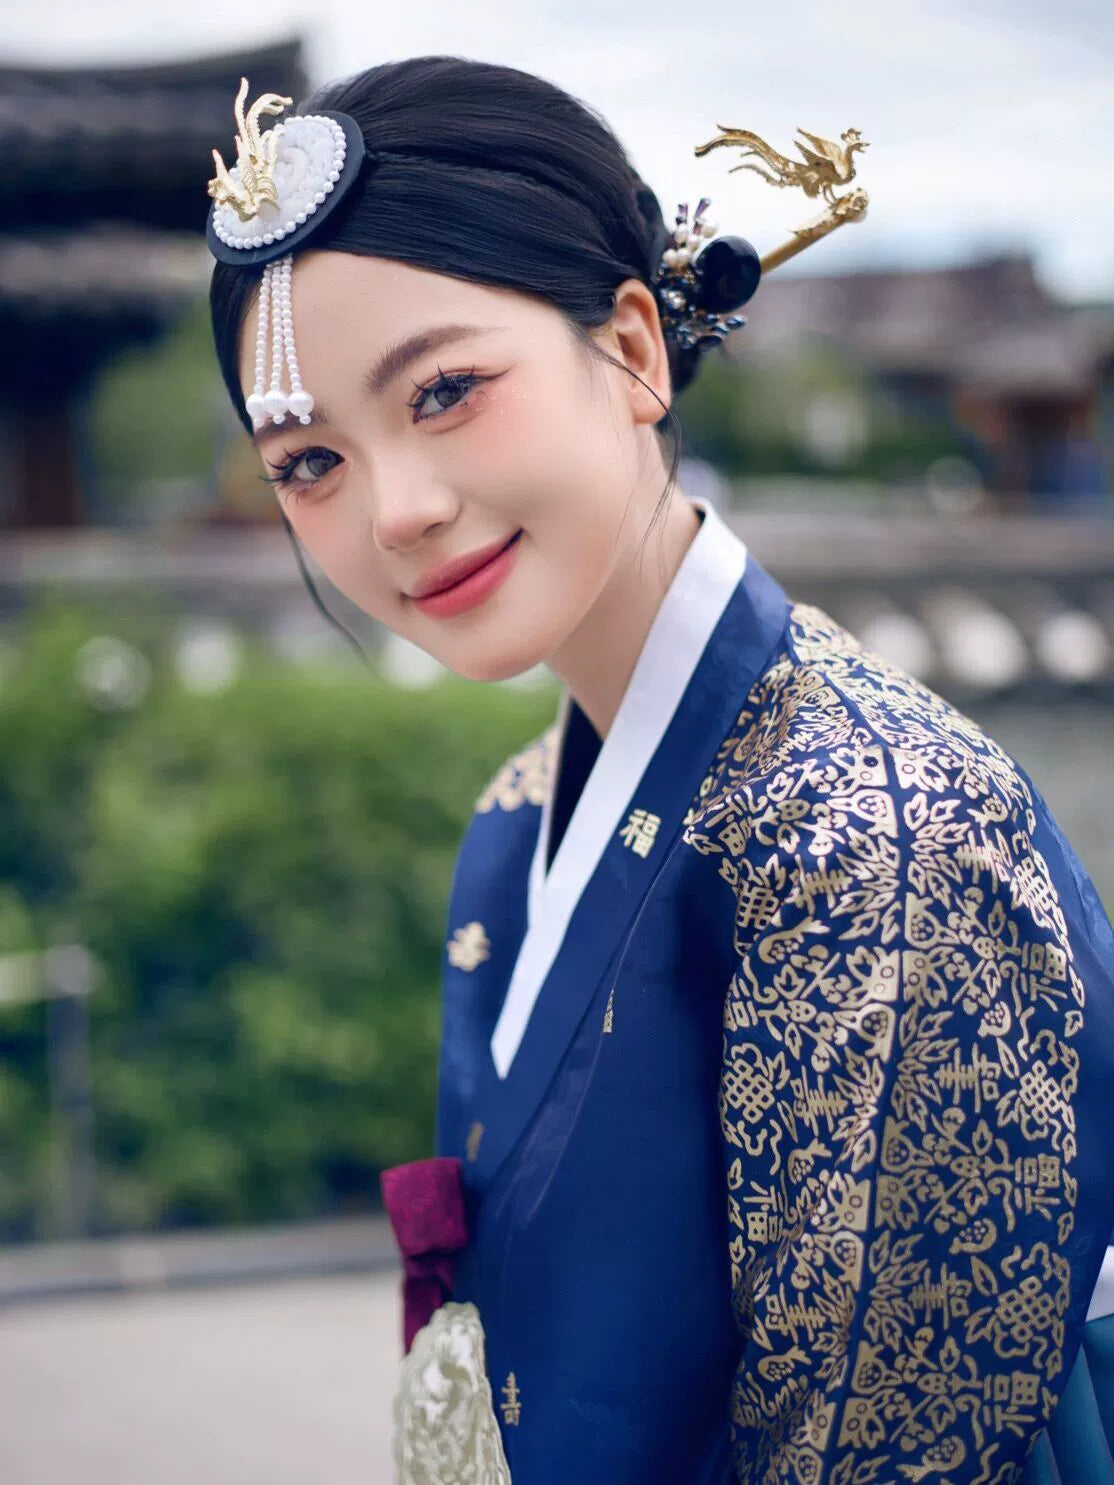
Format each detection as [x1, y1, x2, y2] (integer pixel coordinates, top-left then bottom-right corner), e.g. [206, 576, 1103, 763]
[365, 461, 460, 553]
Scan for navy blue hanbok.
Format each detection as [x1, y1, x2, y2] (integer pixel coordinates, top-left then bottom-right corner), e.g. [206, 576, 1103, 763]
[391, 498, 1114, 1484]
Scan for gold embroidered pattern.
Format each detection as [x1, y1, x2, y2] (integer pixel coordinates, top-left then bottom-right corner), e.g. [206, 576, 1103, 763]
[448, 922, 491, 972]
[474, 726, 558, 813]
[619, 808, 662, 858]
[684, 603, 1082, 1482]
[499, 1372, 522, 1427]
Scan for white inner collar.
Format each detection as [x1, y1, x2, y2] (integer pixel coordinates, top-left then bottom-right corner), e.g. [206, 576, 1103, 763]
[490, 495, 748, 1077]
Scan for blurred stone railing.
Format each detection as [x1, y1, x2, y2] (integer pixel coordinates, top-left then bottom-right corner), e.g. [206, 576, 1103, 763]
[4, 510, 1113, 698]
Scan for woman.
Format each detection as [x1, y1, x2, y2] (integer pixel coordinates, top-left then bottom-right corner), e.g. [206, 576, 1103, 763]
[205, 55, 1114, 1484]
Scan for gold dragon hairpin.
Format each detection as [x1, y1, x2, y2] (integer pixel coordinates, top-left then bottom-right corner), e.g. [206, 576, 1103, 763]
[694, 124, 870, 272]
[208, 77, 295, 223]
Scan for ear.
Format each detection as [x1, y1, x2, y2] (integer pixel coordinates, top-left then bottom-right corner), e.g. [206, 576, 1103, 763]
[595, 278, 673, 429]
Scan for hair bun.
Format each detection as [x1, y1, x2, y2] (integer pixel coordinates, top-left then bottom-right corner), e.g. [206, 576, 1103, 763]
[694, 235, 762, 314]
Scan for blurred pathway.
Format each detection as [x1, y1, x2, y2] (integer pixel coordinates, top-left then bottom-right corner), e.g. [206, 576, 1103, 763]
[0, 1271, 400, 1484]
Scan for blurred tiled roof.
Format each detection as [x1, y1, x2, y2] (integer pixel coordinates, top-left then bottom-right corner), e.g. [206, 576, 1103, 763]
[0, 41, 306, 401]
[0, 224, 206, 311]
[736, 255, 1114, 397]
[0, 39, 306, 232]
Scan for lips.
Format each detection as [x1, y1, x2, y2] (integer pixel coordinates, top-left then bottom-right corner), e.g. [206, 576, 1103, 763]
[408, 531, 522, 600]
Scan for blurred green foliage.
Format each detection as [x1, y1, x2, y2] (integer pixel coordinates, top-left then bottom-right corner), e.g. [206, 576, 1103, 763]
[89, 298, 223, 493]
[677, 344, 967, 481]
[0, 604, 555, 1239]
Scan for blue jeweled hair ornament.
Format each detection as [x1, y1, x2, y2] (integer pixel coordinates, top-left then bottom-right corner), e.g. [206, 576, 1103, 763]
[205, 79, 869, 428]
[650, 200, 761, 352]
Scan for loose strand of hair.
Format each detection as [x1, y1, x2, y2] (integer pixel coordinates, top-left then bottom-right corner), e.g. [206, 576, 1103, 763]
[279, 513, 375, 671]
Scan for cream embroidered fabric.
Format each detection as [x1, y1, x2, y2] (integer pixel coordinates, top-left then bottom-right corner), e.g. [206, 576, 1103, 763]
[393, 1301, 512, 1485]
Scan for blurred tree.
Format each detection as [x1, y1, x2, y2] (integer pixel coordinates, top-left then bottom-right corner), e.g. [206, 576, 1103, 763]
[88, 293, 288, 526]
[0, 603, 556, 1237]
[88, 297, 225, 518]
[676, 341, 968, 484]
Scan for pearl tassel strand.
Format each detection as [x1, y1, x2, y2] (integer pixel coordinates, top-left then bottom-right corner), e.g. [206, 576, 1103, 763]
[244, 256, 315, 430]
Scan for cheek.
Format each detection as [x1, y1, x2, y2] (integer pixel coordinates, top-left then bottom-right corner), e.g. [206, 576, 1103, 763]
[457, 384, 547, 482]
[285, 503, 399, 620]
[465, 374, 589, 486]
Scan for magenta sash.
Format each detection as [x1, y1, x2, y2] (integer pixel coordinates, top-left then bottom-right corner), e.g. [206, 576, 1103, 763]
[380, 1156, 468, 1353]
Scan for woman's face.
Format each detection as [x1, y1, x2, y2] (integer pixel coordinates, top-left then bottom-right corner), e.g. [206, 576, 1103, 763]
[238, 251, 670, 682]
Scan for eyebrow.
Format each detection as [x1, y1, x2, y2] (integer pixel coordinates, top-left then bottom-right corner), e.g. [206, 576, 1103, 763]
[365, 323, 500, 396]
[250, 322, 501, 448]
[251, 407, 329, 449]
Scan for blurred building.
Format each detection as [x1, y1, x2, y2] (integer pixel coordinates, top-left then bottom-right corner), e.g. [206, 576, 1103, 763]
[736, 255, 1114, 508]
[0, 40, 305, 529]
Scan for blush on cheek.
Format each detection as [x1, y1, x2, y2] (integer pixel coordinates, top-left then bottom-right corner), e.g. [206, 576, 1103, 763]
[459, 384, 560, 486]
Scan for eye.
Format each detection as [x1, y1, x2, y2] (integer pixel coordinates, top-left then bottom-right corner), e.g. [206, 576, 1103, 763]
[408, 366, 487, 423]
[262, 446, 343, 498]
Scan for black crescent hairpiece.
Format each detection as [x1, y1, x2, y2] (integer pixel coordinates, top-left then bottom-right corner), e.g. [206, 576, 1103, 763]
[207, 105, 366, 269]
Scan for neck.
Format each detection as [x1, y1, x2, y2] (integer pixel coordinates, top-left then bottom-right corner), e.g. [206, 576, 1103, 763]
[546, 487, 702, 740]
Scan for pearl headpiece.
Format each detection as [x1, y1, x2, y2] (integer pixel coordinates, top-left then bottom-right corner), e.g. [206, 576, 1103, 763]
[206, 78, 366, 430]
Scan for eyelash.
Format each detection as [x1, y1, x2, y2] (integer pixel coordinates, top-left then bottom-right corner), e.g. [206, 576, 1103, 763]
[261, 365, 487, 498]
[407, 364, 484, 420]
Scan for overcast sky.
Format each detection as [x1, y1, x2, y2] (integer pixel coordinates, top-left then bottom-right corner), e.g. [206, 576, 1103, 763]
[4, 0, 1111, 302]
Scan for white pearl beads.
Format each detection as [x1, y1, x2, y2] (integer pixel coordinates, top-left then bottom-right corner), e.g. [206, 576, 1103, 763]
[274, 256, 314, 425]
[245, 255, 316, 430]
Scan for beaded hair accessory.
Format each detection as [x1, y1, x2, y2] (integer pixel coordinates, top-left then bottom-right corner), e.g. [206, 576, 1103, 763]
[206, 78, 366, 429]
[651, 198, 761, 351]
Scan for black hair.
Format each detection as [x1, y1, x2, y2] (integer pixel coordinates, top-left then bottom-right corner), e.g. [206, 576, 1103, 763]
[209, 55, 732, 662]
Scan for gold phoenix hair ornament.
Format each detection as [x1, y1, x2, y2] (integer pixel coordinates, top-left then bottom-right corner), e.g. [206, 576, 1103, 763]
[208, 78, 293, 223]
[205, 79, 366, 430]
[651, 126, 869, 352]
[694, 125, 870, 273]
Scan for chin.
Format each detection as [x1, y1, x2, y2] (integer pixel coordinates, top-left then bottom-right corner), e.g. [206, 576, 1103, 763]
[446, 639, 551, 685]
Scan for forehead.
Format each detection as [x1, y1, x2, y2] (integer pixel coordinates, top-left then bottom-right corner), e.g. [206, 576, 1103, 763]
[236, 250, 554, 392]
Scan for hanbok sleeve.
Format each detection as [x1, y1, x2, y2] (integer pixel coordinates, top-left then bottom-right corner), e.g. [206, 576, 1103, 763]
[714, 744, 1098, 1484]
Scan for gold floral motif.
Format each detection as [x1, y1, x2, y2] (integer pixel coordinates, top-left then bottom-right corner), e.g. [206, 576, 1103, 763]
[685, 603, 1082, 1481]
[448, 922, 491, 972]
[474, 725, 558, 813]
